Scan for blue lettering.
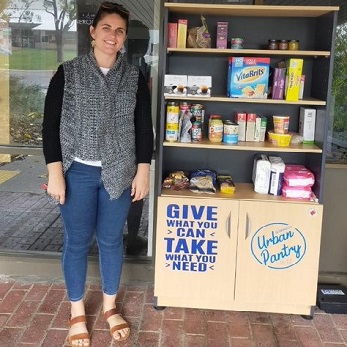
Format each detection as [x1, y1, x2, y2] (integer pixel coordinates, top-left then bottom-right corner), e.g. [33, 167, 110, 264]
[207, 240, 218, 255]
[176, 228, 205, 238]
[164, 237, 174, 252]
[257, 230, 294, 250]
[172, 261, 207, 272]
[261, 243, 302, 266]
[166, 204, 218, 220]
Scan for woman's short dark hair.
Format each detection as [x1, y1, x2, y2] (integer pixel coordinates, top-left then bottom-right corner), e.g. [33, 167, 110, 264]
[92, 2, 130, 33]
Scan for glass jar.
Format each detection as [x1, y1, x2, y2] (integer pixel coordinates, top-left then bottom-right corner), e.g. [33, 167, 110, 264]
[278, 39, 288, 50]
[288, 39, 299, 50]
[268, 39, 279, 50]
[208, 115, 223, 143]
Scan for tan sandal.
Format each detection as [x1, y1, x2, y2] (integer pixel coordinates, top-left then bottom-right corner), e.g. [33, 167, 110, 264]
[104, 308, 130, 341]
[67, 315, 90, 347]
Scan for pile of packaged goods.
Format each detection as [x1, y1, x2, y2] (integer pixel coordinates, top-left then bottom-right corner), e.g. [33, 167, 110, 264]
[165, 102, 316, 147]
[252, 154, 315, 200]
[162, 170, 235, 196]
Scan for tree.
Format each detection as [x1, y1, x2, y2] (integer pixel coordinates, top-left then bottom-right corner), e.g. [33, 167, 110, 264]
[11, 0, 37, 23]
[43, 0, 76, 62]
[332, 23, 347, 132]
[0, 0, 10, 22]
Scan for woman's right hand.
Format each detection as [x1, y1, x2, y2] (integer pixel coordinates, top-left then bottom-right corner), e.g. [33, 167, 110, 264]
[46, 162, 66, 205]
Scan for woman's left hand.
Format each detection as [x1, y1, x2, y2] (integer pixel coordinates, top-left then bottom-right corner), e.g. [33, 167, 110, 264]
[131, 163, 150, 202]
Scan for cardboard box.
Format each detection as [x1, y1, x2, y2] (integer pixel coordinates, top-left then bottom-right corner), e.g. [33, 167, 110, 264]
[299, 75, 305, 99]
[216, 22, 228, 49]
[227, 57, 270, 99]
[187, 75, 212, 97]
[167, 23, 177, 48]
[177, 19, 187, 49]
[164, 74, 187, 96]
[246, 113, 257, 142]
[285, 58, 303, 101]
[235, 112, 246, 141]
[259, 117, 267, 142]
[272, 67, 286, 100]
[268, 156, 285, 196]
[299, 107, 316, 144]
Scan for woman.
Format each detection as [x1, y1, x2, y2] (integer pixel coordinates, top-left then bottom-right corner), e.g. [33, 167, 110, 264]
[42, 2, 153, 346]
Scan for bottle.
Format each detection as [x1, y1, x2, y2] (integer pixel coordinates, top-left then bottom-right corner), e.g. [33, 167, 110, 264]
[268, 39, 279, 50]
[288, 39, 299, 50]
[208, 114, 223, 143]
[279, 39, 288, 50]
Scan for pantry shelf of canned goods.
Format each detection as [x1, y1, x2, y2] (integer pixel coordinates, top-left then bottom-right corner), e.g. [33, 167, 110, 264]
[163, 139, 322, 153]
[164, 95, 326, 106]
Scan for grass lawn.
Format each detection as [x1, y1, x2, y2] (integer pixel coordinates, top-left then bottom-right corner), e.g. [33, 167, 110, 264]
[9, 48, 77, 70]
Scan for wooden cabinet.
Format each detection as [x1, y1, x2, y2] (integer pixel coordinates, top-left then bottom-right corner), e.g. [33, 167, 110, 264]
[155, 196, 238, 310]
[153, 2, 338, 315]
[234, 201, 323, 315]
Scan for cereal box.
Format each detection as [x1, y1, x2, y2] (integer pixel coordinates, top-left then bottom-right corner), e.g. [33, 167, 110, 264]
[216, 22, 228, 49]
[167, 23, 177, 48]
[285, 58, 303, 101]
[227, 57, 270, 99]
[177, 19, 188, 49]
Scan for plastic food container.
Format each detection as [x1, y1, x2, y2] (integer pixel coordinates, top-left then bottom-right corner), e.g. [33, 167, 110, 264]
[231, 37, 244, 49]
[268, 131, 292, 147]
[273, 115, 290, 134]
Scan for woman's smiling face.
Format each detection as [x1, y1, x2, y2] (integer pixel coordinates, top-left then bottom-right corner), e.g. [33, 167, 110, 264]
[90, 13, 127, 56]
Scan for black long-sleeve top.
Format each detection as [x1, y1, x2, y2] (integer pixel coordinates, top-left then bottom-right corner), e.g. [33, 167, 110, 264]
[42, 64, 154, 165]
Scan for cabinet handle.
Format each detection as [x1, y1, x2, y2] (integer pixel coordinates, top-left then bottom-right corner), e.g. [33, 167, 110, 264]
[226, 211, 231, 239]
[245, 213, 251, 240]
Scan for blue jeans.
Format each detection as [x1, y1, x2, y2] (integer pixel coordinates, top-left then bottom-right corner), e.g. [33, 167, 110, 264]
[60, 161, 132, 301]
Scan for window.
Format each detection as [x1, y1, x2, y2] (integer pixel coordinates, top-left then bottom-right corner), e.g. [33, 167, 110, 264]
[327, 22, 347, 164]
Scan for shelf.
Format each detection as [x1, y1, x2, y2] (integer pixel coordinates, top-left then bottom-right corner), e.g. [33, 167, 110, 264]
[163, 140, 322, 153]
[167, 48, 331, 58]
[164, 3, 339, 18]
[164, 95, 326, 106]
[161, 183, 319, 204]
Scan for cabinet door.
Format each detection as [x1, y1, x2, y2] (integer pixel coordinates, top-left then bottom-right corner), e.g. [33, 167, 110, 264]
[154, 196, 239, 310]
[235, 201, 323, 307]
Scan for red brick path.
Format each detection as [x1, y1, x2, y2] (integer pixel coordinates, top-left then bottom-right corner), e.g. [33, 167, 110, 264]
[1, 278, 347, 346]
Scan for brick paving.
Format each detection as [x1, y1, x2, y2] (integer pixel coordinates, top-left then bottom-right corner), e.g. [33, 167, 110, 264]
[0, 191, 149, 255]
[0, 277, 347, 347]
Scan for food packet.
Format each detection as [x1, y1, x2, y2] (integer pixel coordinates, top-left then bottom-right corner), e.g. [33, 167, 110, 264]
[187, 15, 211, 49]
[217, 175, 236, 195]
[189, 169, 217, 194]
[162, 171, 190, 190]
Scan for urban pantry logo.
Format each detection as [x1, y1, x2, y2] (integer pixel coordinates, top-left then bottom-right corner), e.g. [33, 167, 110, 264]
[251, 223, 306, 270]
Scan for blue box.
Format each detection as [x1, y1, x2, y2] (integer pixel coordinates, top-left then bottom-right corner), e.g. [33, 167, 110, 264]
[227, 57, 270, 99]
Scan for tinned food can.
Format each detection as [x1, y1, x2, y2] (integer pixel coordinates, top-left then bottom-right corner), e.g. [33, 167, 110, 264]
[223, 120, 239, 144]
[190, 103, 205, 123]
[191, 121, 202, 142]
[165, 102, 179, 142]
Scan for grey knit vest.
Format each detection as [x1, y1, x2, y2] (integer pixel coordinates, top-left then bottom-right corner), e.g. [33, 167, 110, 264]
[60, 51, 139, 199]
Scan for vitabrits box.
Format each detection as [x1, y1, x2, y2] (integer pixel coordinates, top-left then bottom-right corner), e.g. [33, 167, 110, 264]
[177, 19, 188, 48]
[164, 74, 187, 96]
[228, 57, 270, 99]
[167, 23, 177, 48]
[299, 107, 316, 144]
[187, 75, 212, 97]
[285, 58, 303, 101]
[216, 22, 228, 49]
